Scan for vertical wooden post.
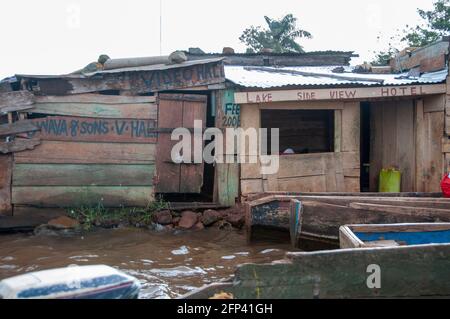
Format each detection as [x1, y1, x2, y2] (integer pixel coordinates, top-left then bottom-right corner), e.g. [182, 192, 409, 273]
[0, 154, 12, 216]
[415, 99, 426, 192]
[334, 110, 342, 153]
[214, 90, 240, 205]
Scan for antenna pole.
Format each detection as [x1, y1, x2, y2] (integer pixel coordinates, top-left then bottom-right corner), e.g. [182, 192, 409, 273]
[159, 0, 162, 55]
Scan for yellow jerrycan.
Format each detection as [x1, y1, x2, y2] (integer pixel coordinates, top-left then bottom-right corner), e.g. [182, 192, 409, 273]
[379, 168, 401, 193]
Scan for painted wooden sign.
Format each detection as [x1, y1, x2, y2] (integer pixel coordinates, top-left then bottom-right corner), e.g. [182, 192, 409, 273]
[26, 60, 226, 95]
[222, 90, 241, 128]
[26, 116, 157, 143]
[234, 84, 447, 104]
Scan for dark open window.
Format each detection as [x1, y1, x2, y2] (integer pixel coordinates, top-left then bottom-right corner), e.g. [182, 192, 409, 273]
[261, 109, 334, 155]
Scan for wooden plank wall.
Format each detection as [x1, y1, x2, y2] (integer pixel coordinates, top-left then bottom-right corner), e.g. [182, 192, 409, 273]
[240, 101, 360, 195]
[12, 94, 156, 208]
[370, 97, 445, 193]
[370, 100, 416, 192]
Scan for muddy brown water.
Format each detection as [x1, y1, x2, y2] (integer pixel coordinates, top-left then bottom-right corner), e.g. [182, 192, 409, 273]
[0, 227, 295, 299]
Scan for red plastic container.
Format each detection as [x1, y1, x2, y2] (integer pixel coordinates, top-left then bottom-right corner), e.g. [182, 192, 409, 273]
[440, 173, 450, 198]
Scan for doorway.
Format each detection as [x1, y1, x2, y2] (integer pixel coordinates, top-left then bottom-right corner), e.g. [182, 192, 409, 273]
[360, 102, 371, 192]
[155, 93, 215, 202]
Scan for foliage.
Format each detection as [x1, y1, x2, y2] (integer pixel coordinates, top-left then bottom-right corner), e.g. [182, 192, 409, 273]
[401, 0, 450, 47]
[239, 14, 312, 53]
[68, 196, 169, 230]
[371, 45, 399, 66]
[371, 0, 449, 65]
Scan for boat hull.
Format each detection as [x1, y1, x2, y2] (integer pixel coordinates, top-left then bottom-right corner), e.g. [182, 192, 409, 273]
[184, 244, 450, 299]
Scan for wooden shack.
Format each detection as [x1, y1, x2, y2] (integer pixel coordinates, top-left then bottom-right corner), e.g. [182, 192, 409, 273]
[0, 40, 449, 221]
[0, 58, 228, 217]
[230, 39, 450, 197]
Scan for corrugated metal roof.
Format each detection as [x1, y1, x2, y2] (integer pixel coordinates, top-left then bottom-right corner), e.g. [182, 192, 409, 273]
[224, 65, 448, 88]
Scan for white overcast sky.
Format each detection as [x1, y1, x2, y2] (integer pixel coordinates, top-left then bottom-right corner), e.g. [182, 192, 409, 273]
[0, 0, 435, 80]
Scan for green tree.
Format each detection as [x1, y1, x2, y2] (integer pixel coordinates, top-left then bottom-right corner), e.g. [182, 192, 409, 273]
[372, 47, 399, 66]
[371, 0, 449, 65]
[239, 14, 312, 53]
[402, 0, 450, 47]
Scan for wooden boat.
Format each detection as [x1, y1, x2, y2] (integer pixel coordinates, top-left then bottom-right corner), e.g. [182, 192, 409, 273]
[246, 194, 450, 249]
[0, 265, 141, 299]
[183, 243, 450, 299]
[340, 223, 450, 249]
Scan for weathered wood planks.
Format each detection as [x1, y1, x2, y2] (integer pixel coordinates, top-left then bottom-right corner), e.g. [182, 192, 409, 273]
[0, 155, 12, 215]
[35, 94, 155, 104]
[26, 102, 157, 119]
[0, 138, 41, 154]
[0, 206, 68, 231]
[235, 84, 447, 104]
[14, 141, 156, 164]
[25, 116, 157, 143]
[391, 40, 449, 72]
[0, 120, 39, 136]
[239, 100, 360, 194]
[231, 244, 450, 298]
[370, 100, 416, 192]
[155, 94, 206, 194]
[13, 164, 155, 186]
[12, 186, 154, 207]
[21, 59, 225, 95]
[247, 194, 450, 247]
[0, 91, 35, 113]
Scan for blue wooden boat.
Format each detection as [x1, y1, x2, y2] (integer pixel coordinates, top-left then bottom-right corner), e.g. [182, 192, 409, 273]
[0, 265, 141, 299]
[339, 223, 450, 248]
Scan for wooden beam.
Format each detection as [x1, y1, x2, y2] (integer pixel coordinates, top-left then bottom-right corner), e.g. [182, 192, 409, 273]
[0, 138, 41, 154]
[27, 102, 157, 119]
[234, 84, 447, 104]
[0, 120, 39, 137]
[0, 155, 12, 216]
[35, 94, 155, 104]
[0, 91, 35, 113]
[230, 244, 450, 298]
[22, 60, 225, 95]
[14, 141, 156, 164]
[12, 186, 154, 207]
[25, 116, 157, 143]
[13, 164, 155, 186]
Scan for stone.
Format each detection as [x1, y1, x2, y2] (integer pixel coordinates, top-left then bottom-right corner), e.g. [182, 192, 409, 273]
[98, 54, 111, 64]
[169, 51, 188, 64]
[153, 210, 173, 225]
[47, 216, 79, 229]
[222, 47, 235, 55]
[172, 217, 181, 226]
[201, 210, 221, 226]
[225, 213, 245, 229]
[34, 224, 80, 237]
[215, 220, 232, 231]
[188, 47, 205, 55]
[193, 222, 205, 231]
[178, 211, 198, 229]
